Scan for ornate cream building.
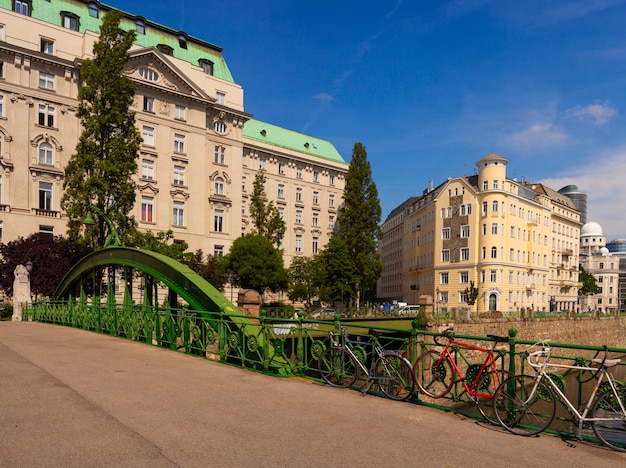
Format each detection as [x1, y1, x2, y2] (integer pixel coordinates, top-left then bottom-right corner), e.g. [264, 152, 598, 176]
[378, 153, 582, 314]
[0, 0, 348, 267]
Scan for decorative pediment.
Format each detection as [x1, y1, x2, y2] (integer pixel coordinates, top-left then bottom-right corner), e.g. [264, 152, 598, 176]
[138, 183, 159, 195]
[125, 48, 211, 102]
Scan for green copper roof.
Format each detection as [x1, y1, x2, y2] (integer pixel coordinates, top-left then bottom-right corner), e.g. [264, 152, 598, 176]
[244, 119, 346, 165]
[3, 0, 234, 82]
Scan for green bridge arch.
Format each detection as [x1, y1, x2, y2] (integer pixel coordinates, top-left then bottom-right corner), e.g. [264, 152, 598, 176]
[51, 246, 288, 374]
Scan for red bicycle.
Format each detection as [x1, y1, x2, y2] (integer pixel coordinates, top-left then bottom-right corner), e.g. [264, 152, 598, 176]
[413, 327, 511, 422]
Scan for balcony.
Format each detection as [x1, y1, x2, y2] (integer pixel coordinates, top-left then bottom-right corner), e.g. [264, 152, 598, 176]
[561, 249, 573, 257]
[33, 208, 60, 218]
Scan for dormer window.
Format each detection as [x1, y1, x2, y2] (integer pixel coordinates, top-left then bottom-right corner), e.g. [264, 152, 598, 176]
[136, 20, 145, 34]
[139, 67, 159, 81]
[61, 12, 80, 31]
[14, 0, 31, 16]
[88, 3, 99, 18]
[178, 35, 188, 49]
[156, 44, 173, 56]
[199, 59, 213, 75]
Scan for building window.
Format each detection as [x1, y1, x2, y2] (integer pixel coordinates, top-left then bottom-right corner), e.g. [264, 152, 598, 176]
[312, 212, 318, 226]
[214, 145, 226, 165]
[481, 201, 488, 216]
[441, 250, 450, 262]
[141, 159, 154, 180]
[241, 200, 246, 215]
[482, 224, 487, 235]
[141, 196, 154, 222]
[142, 126, 154, 146]
[14, 0, 30, 15]
[38, 142, 53, 165]
[178, 35, 188, 49]
[459, 271, 469, 283]
[242, 176, 246, 192]
[460, 247, 469, 261]
[492, 200, 498, 212]
[312, 237, 319, 254]
[259, 159, 265, 170]
[174, 105, 186, 120]
[440, 272, 449, 284]
[156, 44, 173, 55]
[296, 167, 302, 179]
[296, 188, 302, 202]
[216, 92, 225, 105]
[510, 248, 515, 261]
[39, 182, 52, 210]
[277, 184, 284, 199]
[490, 270, 497, 282]
[295, 234, 302, 253]
[214, 245, 224, 257]
[460, 225, 470, 238]
[88, 3, 98, 18]
[38, 104, 55, 127]
[491, 223, 498, 235]
[491, 246, 497, 259]
[40, 39, 54, 55]
[329, 174, 335, 186]
[214, 177, 224, 195]
[481, 246, 486, 259]
[329, 194, 335, 208]
[39, 225, 54, 236]
[483, 181, 488, 190]
[199, 59, 214, 75]
[136, 20, 145, 34]
[313, 171, 319, 182]
[493, 180, 499, 189]
[278, 162, 285, 175]
[295, 209, 302, 224]
[313, 191, 319, 205]
[214, 209, 224, 232]
[442, 228, 450, 240]
[329, 215, 335, 229]
[459, 290, 468, 303]
[0, 95, 3, 116]
[39, 72, 55, 90]
[172, 201, 184, 226]
[173, 133, 185, 153]
[143, 96, 154, 112]
[213, 121, 227, 134]
[173, 165, 185, 186]
[61, 12, 80, 31]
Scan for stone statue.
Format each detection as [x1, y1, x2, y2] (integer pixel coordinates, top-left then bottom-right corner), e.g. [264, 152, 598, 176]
[12, 264, 32, 321]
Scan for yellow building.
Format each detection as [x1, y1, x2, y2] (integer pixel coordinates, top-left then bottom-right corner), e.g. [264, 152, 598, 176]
[0, 1, 348, 267]
[378, 153, 582, 314]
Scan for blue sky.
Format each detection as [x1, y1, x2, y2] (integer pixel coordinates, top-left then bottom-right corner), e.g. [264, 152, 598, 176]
[106, 0, 626, 240]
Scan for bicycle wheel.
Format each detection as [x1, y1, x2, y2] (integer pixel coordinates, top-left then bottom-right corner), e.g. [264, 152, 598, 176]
[493, 374, 556, 436]
[473, 369, 513, 424]
[375, 353, 415, 401]
[413, 350, 453, 398]
[318, 347, 358, 388]
[591, 385, 626, 452]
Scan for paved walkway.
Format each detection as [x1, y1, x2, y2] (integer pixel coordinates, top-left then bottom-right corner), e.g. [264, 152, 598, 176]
[1, 322, 624, 467]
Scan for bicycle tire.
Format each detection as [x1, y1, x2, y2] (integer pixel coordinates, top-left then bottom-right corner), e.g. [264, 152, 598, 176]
[413, 350, 453, 398]
[493, 374, 556, 436]
[473, 369, 513, 424]
[591, 385, 626, 452]
[318, 347, 358, 388]
[375, 353, 415, 401]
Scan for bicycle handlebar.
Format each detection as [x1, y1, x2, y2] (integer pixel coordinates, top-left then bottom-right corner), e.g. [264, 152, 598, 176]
[433, 328, 454, 346]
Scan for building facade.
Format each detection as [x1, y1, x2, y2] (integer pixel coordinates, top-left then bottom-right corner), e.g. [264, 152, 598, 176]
[378, 153, 582, 314]
[0, 1, 347, 267]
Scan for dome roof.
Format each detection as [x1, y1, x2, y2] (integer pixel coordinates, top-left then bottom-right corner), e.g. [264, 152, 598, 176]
[581, 221, 603, 237]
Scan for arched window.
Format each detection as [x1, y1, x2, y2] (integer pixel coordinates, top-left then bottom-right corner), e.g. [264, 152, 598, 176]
[39, 142, 53, 165]
[490, 246, 497, 259]
[215, 177, 224, 195]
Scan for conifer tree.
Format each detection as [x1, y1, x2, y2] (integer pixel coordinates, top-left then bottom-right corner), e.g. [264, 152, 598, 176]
[62, 10, 142, 247]
[336, 142, 382, 302]
[249, 172, 286, 247]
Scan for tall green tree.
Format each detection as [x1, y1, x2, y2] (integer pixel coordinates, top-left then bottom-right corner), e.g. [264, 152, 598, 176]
[579, 265, 599, 296]
[183, 250, 229, 292]
[62, 10, 142, 247]
[336, 142, 382, 302]
[288, 255, 325, 306]
[318, 238, 359, 305]
[249, 172, 286, 247]
[226, 234, 289, 294]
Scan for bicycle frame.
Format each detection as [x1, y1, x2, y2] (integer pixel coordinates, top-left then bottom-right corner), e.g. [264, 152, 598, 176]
[525, 347, 626, 438]
[329, 327, 393, 379]
[434, 337, 503, 398]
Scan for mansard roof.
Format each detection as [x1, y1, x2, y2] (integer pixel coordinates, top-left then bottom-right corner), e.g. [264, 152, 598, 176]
[243, 119, 346, 165]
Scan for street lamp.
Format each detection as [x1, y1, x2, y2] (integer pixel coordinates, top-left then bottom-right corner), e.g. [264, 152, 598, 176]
[83, 205, 122, 247]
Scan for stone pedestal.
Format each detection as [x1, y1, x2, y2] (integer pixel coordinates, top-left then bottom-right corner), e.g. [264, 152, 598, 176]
[237, 289, 262, 317]
[12, 264, 31, 321]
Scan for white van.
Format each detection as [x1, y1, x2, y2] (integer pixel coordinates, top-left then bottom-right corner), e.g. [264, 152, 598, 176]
[398, 305, 420, 317]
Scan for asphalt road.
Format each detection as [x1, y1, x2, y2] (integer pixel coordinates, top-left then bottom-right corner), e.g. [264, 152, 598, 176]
[1, 321, 624, 467]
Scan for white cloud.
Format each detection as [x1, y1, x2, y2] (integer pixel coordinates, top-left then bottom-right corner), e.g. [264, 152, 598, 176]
[313, 93, 333, 103]
[565, 103, 617, 125]
[540, 146, 626, 239]
[507, 123, 567, 149]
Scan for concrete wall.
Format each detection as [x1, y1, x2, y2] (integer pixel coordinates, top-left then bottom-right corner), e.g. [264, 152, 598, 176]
[428, 317, 626, 349]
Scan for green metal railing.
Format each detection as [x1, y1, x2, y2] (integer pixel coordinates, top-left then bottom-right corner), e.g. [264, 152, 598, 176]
[21, 300, 626, 445]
